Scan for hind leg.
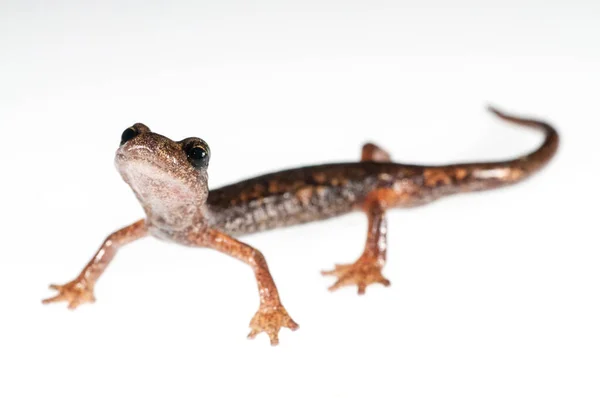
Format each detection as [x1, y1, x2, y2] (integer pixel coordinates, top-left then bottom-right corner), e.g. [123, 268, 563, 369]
[361, 143, 391, 162]
[321, 144, 395, 293]
[322, 192, 391, 294]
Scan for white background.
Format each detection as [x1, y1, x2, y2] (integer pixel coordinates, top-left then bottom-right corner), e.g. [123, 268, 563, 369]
[1, 1, 599, 397]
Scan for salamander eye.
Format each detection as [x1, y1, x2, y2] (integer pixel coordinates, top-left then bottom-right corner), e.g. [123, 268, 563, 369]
[185, 143, 210, 169]
[120, 127, 139, 145]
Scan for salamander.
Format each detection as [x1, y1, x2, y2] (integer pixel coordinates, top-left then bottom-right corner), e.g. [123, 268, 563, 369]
[43, 107, 559, 345]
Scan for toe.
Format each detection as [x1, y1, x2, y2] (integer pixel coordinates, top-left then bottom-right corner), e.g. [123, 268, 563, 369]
[41, 295, 62, 305]
[357, 283, 367, 295]
[247, 329, 259, 340]
[268, 331, 280, 346]
[328, 280, 343, 292]
[286, 319, 300, 331]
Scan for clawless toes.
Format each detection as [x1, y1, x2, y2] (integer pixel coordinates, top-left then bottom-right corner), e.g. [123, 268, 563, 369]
[323, 194, 391, 294]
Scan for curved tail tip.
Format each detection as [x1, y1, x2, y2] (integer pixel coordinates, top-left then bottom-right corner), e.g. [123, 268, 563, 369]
[486, 105, 505, 117]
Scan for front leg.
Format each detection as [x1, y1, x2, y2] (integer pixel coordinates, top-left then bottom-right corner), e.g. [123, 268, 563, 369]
[322, 195, 391, 294]
[192, 228, 298, 346]
[43, 219, 148, 309]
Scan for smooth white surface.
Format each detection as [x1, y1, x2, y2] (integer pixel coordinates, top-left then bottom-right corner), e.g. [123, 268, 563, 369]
[1, 1, 598, 397]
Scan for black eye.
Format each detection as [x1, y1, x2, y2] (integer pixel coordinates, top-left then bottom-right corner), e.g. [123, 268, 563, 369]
[120, 127, 139, 145]
[186, 145, 210, 169]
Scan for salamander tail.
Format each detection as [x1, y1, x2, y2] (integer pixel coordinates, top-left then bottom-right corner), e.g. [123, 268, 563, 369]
[424, 106, 559, 194]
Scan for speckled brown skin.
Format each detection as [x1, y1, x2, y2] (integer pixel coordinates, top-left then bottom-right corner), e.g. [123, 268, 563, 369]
[44, 107, 558, 345]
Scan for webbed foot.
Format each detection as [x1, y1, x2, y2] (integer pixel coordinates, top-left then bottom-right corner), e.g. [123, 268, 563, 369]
[248, 304, 299, 346]
[322, 255, 391, 295]
[42, 279, 96, 309]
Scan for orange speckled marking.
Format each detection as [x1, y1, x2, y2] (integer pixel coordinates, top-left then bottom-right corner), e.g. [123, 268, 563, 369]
[455, 168, 468, 180]
[313, 172, 327, 183]
[424, 169, 452, 187]
[296, 187, 313, 206]
[268, 180, 279, 193]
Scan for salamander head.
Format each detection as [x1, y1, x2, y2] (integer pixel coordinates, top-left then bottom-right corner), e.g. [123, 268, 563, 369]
[115, 123, 210, 231]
